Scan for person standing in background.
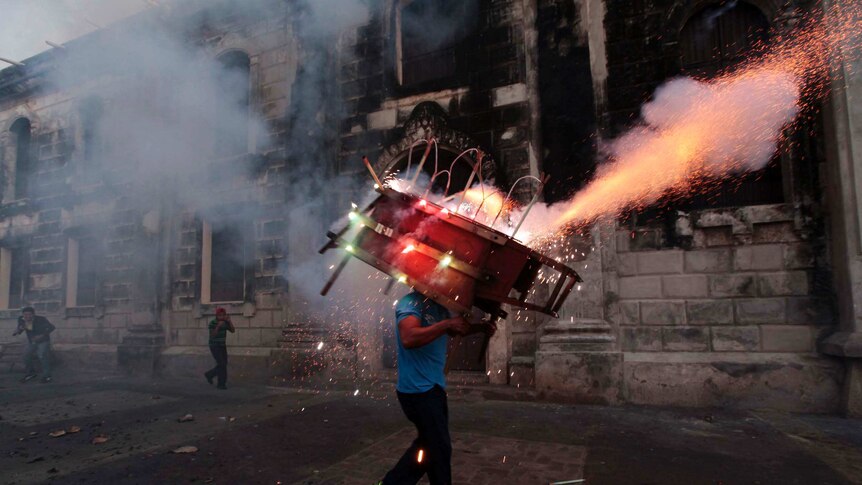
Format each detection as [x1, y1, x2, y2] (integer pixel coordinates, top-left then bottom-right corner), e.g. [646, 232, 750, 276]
[204, 307, 234, 390]
[13, 306, 55, 383]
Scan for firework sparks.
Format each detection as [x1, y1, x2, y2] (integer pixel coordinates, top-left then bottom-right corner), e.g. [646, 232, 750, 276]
[519, 4, 861, 242]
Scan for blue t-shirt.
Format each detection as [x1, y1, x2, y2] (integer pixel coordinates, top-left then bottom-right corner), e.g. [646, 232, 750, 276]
[395, 291, 450, 393]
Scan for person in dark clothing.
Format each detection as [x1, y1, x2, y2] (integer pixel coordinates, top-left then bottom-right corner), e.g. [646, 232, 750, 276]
[204, 307, 234, 389]
[12, 307, 56, 383]
[380, 291, 494, 485]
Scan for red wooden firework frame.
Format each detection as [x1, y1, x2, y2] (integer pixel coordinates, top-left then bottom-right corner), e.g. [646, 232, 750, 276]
[319, 187, 581, 322]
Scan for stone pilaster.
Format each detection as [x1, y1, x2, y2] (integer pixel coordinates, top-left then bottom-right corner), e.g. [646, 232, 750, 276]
[534, 225, 623, 403]
[820, 0, 862, 417]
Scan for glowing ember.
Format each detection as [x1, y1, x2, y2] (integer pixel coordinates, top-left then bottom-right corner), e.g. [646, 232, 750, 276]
[397, 275, 407, 284]
[353, 389, 359, 396]
[345, 244, 354, 253]
[417, 449, 424, 463]
[401, 244, 415, 254]
[316, 341, 324, 350]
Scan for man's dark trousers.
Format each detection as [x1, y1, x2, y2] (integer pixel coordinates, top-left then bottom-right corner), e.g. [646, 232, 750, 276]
[383, 385, 452, 485]
[206, 345, 227, 387]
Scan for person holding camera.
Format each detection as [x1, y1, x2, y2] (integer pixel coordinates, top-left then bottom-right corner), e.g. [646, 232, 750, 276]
[13, 306, 56, 383]
[204, 307, 235, 390]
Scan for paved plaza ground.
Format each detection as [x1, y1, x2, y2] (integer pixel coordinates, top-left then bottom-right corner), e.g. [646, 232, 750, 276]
[1, 368, 861, 484]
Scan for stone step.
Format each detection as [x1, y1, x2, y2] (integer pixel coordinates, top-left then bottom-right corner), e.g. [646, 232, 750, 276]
[120, 334, 165, 347]
[540, 333, 615, 344]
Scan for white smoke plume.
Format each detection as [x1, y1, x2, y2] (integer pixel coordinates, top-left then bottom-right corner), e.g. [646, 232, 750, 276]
[511, 68, 801, 243]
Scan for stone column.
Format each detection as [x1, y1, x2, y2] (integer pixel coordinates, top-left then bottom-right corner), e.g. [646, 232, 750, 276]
[534, 224, 622, 403]
[819, 0, 862, 417]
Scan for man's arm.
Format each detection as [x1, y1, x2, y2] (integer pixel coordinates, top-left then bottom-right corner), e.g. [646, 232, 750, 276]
[12, 319, 24, 336]
[209, 322, 220, 338]
[225, 318, 236, 333]
[399, 315, 469, 349]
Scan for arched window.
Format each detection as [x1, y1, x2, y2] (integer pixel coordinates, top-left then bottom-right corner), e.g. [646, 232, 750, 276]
[215, 51, 251, 158]
[9, 118, 32, 200]
[678, 2, 784, 208]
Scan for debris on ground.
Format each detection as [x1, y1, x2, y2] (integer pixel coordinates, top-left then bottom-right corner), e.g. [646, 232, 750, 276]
[26, 457, 44, 464]
[177, 414, 194, 423]
[49, 429, 66, 438]
[172, 446, 198, 454]
[67, 425, 82, 434]
[92, 435, 110, 445]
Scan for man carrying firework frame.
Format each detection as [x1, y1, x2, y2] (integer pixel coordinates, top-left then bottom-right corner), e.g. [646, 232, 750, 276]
[379, 290, 495, 485]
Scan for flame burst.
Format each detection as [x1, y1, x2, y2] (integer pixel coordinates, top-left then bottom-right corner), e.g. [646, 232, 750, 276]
[540, 3, 861, 236]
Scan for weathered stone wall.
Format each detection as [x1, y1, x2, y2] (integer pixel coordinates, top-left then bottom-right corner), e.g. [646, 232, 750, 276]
[0, 89, 143, 348]
[162, 3, 295, 348]
[530, 0, 844, 411]
[0, 1, 298, 357]
[0, 0, 852, 412]
[338, 0, 535, 186]
[611, 205, 842, 411]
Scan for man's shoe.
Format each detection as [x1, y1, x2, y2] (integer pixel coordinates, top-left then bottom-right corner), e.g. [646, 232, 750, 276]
[20, 374, 37, 383]
[205, 373, 213, 385]
[41, 376, 52, 383]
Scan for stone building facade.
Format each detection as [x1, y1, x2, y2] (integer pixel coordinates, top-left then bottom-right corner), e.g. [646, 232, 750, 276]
[0, 0, 859, 414]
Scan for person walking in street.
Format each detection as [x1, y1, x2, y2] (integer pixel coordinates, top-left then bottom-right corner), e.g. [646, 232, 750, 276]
[205, 307, 234, 390]
[13, 306, 56, 383]
[380, 291, 494, 485]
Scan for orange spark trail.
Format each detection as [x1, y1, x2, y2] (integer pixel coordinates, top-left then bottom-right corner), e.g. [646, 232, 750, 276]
[539, 3, 861, 236]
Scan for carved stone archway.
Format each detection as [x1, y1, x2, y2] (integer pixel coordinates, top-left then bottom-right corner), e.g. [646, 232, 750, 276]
[374, 102, 498, 187]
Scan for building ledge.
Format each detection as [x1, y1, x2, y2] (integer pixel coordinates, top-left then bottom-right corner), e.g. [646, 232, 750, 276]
[624, 351, 838, 366]
[819, 331, 862, 358]
[52, 343, 117, 352]
[161, 345, 275, 357]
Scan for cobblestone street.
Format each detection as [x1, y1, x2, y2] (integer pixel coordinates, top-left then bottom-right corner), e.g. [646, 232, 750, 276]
[2, 370, 861, 484]
[304, 429, 587, 485]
